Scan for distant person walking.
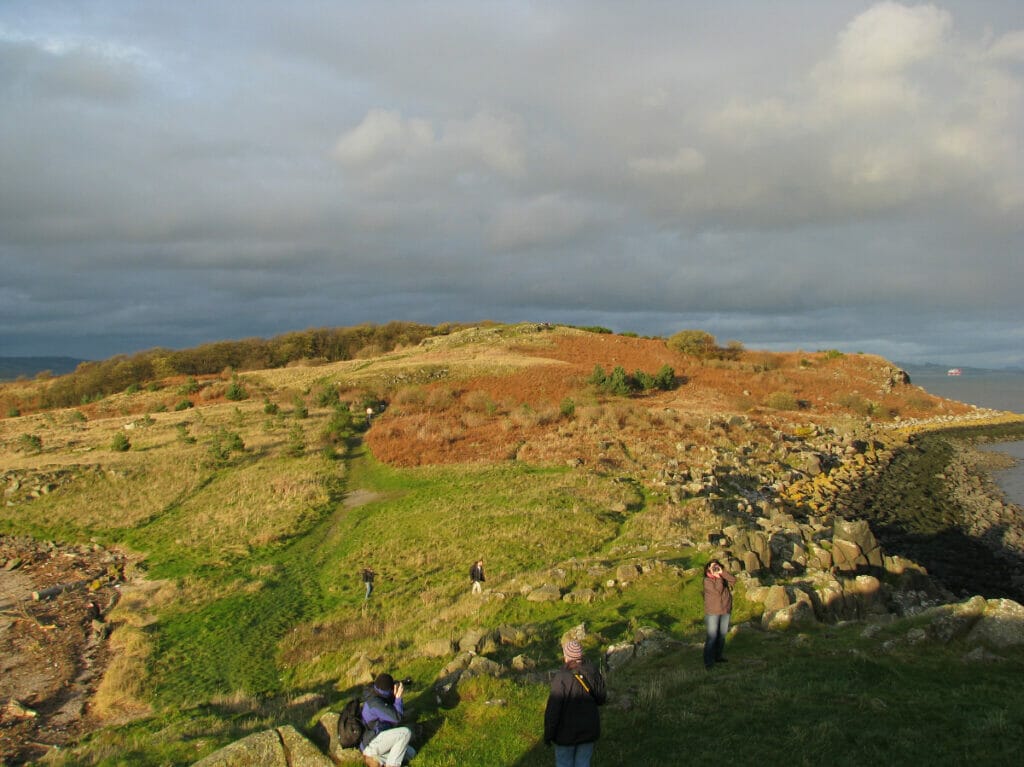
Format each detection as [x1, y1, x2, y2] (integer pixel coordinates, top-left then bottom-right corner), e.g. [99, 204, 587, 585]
[544, 639, 607, 767]
[702, 558, 736, 670]
[362, 567, 375, 600]
[470, 559, 485, 595]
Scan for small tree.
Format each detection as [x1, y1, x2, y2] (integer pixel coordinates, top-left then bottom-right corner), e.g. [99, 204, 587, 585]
[286, 424, 306, 457]
[667, 329, 718, 358]
[225, 378, 248, 402]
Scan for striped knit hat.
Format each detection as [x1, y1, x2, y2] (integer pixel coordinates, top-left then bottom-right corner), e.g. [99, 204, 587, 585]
[562, 639, 584, 662]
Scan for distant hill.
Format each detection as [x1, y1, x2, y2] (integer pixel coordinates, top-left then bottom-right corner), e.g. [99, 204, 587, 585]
[0, 356, 85, 381]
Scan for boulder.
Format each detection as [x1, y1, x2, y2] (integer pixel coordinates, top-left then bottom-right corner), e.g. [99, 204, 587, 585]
[192, 725, 333, 767]
[563, 588, 597, 604]
[966, 599, 1024, 649]
[526, 584, 562, 602]
[458, 628, 488, 653]
[421, 638, 454, 658]
[924, 596, 986, 643]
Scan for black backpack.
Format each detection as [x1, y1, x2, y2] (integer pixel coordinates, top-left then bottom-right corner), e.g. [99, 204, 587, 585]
[338, 698, 365, 748]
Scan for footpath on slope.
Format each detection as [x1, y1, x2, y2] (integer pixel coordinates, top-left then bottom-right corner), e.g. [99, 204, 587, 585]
[0, 536, 128, 765]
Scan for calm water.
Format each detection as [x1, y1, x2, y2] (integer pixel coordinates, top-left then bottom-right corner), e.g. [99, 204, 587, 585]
[911, 371, 1024, 507]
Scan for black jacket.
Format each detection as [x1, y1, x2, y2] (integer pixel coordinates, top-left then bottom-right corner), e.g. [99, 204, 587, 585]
[543, 660, 606, 746]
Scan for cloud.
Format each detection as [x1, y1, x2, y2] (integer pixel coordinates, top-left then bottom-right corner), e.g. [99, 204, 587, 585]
[333, 108, 525, 180]
[0, 2, 1022, 367]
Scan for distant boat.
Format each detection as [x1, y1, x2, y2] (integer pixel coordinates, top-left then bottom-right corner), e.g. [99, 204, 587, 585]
[947, 368, 962, 376]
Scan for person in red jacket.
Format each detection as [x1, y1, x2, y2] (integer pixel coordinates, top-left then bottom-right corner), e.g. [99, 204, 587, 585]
[703, 559, 736, 669]
[543, 639, 607, 767]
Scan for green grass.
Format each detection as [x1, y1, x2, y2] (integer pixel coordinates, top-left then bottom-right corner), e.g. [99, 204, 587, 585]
[9, 412, 1024, 766]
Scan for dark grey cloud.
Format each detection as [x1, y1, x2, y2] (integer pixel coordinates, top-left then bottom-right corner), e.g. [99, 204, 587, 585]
[1, 1, 1022, 366]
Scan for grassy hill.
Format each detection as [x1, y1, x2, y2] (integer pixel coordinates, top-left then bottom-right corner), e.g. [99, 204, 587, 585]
[1, 323, 1023, 765]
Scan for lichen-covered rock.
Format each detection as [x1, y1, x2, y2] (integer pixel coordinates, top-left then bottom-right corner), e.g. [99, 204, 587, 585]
[192, 725, 333, 767]
[526, 584, 562, 602]
[966, 598, 1024, 648]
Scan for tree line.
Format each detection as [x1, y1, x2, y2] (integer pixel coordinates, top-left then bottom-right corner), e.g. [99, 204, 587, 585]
[35, 322, 463, 409]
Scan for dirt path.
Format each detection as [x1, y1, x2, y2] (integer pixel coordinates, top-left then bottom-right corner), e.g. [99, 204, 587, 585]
[0, 537, 127, 765]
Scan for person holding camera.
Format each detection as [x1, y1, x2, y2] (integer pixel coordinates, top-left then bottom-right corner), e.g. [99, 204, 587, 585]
[703, 559, 736, 670]
[543, 639, 607, 767]
[360, 672, 416, 767]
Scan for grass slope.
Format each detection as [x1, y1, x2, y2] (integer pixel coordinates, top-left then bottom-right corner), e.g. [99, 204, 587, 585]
[0, 325, 1022, 765]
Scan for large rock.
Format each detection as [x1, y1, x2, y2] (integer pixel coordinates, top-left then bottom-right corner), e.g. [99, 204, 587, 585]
[925, 596, 986, 643]
[192, 725, 333, 767]
[526, 584, 562, 602]
[966, 599, 1024, 648]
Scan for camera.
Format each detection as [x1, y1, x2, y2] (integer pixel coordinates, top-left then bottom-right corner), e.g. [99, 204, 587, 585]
[399, 677, 413, 688]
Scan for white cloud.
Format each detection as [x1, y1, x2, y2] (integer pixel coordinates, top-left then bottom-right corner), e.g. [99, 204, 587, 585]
[332, 108, 435, 169]
[488, 194, 592, 251]
[629, 147, 705, 177]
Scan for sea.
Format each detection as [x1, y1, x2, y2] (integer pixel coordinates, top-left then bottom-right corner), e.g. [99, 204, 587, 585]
[909, 370, 1024, 507]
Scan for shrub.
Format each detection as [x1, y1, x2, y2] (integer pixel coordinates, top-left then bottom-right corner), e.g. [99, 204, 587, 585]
[17, 433, 42, 453]
[6, 407, 20, 418]
[208, 429, 245, 463]
[314, 383, 339, 407]
[292, 394, 308, 419]
[263, 398, 279, 415]
[560, 398, 576, 418]
[286, 424, 305, 457]
[111, 432, 131, 452]
[174, 399, 193, 411]
[179, 377, 201, 395]
[667, 329, 717, 357]
[67, 410, 88, 423]
[125, 383, 140, 394]
[175, 424, 197, 444]
[465, 390, 497, 414]
[821, 349, 845, 360]
[765, 391, 799, 410]
[225, 379, 248, 402]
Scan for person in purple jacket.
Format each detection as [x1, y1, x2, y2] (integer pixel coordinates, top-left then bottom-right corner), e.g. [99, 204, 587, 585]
[703, 558, 736, 670]
[360, 673, 416, 767]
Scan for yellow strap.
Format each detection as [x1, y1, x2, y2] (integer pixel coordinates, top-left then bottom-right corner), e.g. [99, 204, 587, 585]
[574, 673, 591, 693]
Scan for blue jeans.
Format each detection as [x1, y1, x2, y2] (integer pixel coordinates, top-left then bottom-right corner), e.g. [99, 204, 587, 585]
[554, 742, 594, 767]
[704, 613, 730, 667]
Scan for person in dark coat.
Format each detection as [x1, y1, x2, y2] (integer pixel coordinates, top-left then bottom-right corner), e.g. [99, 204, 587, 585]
[543, 639, 607, 767]
[470, 558, 485, 594]
[702, 558, 736, 669]
[360, 672, 416, 767]
[362, 567, 375, 600]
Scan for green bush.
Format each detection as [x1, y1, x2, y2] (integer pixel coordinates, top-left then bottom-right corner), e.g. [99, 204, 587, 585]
[179, 377, 201, 395]
[667, 329, 718, 357]
[111, 432, 131, 452]
[263, 398, 279, 415]
[286, 424, 305, 457]
[6, 407, 20, 418]
[174, 399, 193, 411]
[560, 398, 576, 418]
[17, 433, 42, 453]
[225, 379, 248, 402]
[292, 394, 308, 419]
[314, 383, 340, 407]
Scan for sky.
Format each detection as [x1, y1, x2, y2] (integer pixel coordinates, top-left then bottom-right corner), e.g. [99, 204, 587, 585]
[1, 1, 1022, 367]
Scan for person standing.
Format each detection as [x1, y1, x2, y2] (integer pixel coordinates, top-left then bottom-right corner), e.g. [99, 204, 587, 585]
[469, 558, 485, 595]
[362, 567, 375, 600]
[702, 558, 736, 670]
[543, 639, 607, 767]
[360, 672, 416, 767]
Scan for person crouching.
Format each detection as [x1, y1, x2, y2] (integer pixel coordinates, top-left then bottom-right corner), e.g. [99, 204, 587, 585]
[360, 673, 416, 767]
